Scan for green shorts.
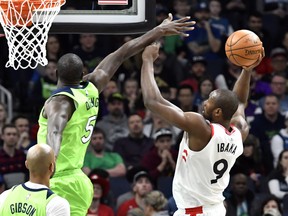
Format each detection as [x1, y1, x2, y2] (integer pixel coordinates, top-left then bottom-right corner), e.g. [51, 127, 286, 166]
[50, 169, 93, 216]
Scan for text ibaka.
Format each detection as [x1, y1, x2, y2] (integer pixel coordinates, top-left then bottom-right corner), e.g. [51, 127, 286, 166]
[217, 143, 237, 155]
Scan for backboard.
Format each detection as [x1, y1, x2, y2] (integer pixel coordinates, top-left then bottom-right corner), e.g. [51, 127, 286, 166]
[0, 0, 156, 34]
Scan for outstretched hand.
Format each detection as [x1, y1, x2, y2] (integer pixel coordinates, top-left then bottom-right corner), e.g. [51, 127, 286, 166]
[142, 43, 160, 61]
[243, 47, 265, 72]
[159, 13, 196, 37]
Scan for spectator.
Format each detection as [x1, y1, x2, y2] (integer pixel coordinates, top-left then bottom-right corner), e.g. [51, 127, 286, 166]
[263, 47, 288, 82]
[230, 134, 264, 192]
[89, 168, 115, 209]
[250, 94, 286, 174]
[221, 59, 242, 90]
[12, 115, 35, 153]
[246, 11, 273, 55]
[28, 60, 58, 115]
[98, 79, 119, 120]
[141, 128, 177, 182]
[114, 113, 154, 169]
[225, 173, 255, 216]
[172, 0, 191, 20]
[172, 84, 198, 113]
[271, 114, 288, 168]
[117, 170, 153, 216]
[143, 112, 181, 145]
[209, 0, 234, 38]
[82, 127, 126, 177]
[87, 172, 114, 216]
[221, 0, 247, 30]
[122, 78, 141, 114]
[185, 2, 222, 61]
[0, 103, 9, 145]
[180, 55, 208, 93]
[143, 190, 169, 216]
[151, 47, 180, 99]
[96, 92, 129, 151]
[193, 76, 215, 113]
[259, 74, 288, 115]
[116, 166, 149, 210]
[257, 195, 282, 216]
[46, 34, 63, 61]
[0, 124, 27, 188]
[73, 34, 107, 71]
[268, 150, 288, 201]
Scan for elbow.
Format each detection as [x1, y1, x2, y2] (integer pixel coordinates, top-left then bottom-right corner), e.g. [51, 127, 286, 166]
[143, 98, 156, 110]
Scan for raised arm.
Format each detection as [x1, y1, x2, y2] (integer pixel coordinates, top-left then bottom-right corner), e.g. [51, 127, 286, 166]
[43, 96, 74, 157]
[83, 14, 195, 93]
[141, 44, 208, 135]
[231, 47, 265, 140]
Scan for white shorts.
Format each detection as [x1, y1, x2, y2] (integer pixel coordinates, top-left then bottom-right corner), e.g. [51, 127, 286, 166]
[173, 202, 226, 216]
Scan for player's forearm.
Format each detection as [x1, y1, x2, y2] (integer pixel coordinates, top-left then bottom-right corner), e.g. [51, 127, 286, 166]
[106, 164, 126, 177]
[232, 69, 251, 105]
[120, 26, 164, 59]
[141, 59, 164, 109]
[47, 131, 62, 158]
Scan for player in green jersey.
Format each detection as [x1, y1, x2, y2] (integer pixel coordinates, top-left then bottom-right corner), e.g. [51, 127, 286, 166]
[0, 144, 70, 216]
[37, 14, 195, 215]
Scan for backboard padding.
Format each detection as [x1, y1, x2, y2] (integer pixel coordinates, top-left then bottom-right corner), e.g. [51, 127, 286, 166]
[0, 0, 156, 34]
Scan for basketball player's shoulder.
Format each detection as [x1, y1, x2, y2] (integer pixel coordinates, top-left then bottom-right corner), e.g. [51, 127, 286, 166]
[46, 195, 70, 215]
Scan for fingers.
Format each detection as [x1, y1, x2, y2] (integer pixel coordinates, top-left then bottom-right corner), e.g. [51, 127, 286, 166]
[261, 47, 265, 58]
[168, 13, 173, 21]
[175, 16, 191, 23]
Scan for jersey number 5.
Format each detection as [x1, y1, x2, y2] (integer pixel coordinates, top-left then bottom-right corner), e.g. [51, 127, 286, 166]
[81, 115, 97, 144]
[210, 159, 228, 184]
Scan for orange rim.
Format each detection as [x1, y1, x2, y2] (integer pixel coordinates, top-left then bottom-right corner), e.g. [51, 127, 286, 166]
[0, 0, 65, 26]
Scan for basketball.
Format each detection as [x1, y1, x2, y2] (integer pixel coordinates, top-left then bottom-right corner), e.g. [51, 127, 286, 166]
[225, 30, 262, 67]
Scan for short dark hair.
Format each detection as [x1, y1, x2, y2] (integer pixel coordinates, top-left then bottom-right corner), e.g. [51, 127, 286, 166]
[198, 76, 214, 92]
[248, 10, 263, 20]
[177, 84, 194, 95]
[260, 195, 282, 215]
[11, 115, 29, 124]
[92, 127, 106, 139]
[57, 53, 83, 83]
[2, 124, 17, 135]
[214, 89, 239, 120]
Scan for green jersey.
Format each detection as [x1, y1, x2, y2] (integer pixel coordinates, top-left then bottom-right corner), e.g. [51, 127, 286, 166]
[83, 151, 124, 170]
[0, 184, 56, 216]
[37, 82, 99, 172]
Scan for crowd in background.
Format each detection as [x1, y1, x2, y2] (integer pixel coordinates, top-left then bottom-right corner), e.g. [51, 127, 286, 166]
[0, 0, 288, 215]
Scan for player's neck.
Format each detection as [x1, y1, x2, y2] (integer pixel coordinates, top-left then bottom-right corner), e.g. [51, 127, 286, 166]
[29, 176, 49, 187]
[57, 80, 80, 88]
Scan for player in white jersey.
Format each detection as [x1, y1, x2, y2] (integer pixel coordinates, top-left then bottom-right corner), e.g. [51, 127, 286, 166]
[140, 43, 264, 216]
[0, 144, 70, 216]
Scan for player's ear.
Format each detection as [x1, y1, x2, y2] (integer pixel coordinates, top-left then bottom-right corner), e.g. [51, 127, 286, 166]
[49, 162, 54, 172]
[80, 71, 84, 80]
[213, 108, 222, 118]
[25, 160, 29, 169]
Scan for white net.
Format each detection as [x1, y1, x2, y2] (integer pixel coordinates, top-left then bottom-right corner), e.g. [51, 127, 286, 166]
[0, 0, 65, 70]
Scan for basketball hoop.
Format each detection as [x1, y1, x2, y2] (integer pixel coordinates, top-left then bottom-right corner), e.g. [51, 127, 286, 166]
[0, 0, 65, 70]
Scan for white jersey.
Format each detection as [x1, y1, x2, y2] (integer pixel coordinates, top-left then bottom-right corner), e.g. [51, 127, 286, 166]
[173, 123, 243, 209]
[0, 181, 70, 216]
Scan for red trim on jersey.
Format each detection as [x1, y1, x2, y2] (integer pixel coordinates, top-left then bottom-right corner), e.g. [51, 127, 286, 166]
[210, 124, 214, 137]
[182, 155, 186, 162]
[216, 123, 235, 135]
[185, 206, 203, 216]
